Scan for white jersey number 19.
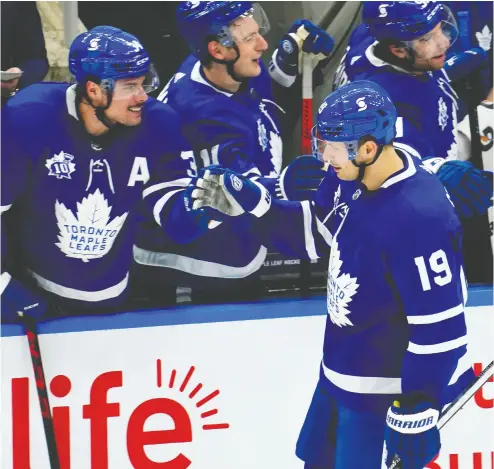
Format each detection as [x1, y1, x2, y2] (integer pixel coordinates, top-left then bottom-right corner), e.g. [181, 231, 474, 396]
[414, 249, 453, 291]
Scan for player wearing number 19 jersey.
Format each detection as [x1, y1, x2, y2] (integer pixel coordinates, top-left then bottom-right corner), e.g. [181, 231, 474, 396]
[186, 81, 476, 468]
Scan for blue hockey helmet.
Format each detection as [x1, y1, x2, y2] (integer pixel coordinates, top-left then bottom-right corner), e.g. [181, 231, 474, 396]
[312, 80, 397, 164]
[176, 1, 270, 59]
[69, 26, 159, 95]
[363, 1, 458, 57]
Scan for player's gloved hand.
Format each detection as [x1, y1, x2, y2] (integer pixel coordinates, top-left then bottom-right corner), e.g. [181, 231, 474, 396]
[444, 48, 487, 83]
[1, 276, 47, 324]
[190, 165, 271, 219]
[275, 155, 326, 201]
[383, 395, 440, 469]
[436, 160, 493, 218]
[269, 19, 334, 88]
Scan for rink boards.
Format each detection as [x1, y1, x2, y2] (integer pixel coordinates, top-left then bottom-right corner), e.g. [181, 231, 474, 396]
[1, 286, 493, 469]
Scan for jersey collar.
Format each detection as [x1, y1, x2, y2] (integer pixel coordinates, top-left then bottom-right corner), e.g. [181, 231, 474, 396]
[66, 84, 79, 121]
[190, 61, 233, 97]
[381, 149, 417, 189]
[365, 41, 413, 75]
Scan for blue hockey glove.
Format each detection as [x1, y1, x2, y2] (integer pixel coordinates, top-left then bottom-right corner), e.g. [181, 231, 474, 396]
[1, 276, 47, 324]
[275, 155, 326, 201]
[269, 19, 334, 88]
[191, 165, 271, 218]
[436, 160, 493, 218]
[444, 48, 487, 83]
[383, 396, 440, 469]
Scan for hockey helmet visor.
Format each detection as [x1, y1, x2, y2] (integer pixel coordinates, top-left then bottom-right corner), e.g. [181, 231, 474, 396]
[403, 5, 458, 59]
[219, 4, 270, 47]
[101, 63, 160, 100]
[312, 126, 359, 166]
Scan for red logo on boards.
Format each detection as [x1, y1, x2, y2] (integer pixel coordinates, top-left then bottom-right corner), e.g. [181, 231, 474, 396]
[11, 359, 229, 469]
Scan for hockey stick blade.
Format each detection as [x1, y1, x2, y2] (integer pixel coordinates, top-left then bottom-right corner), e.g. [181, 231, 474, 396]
[19, 311, 61, 469]
[388, 360, 494, 469]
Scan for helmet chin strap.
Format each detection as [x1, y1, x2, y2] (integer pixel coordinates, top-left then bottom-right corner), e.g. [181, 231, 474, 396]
[211, 45, 249, 84]
[78, 80, 117, 129]
[351, 144, 384, 182]
[76, 84, 126, 148]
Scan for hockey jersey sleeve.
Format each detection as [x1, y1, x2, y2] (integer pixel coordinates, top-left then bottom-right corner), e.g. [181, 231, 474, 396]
[183, 113, 265, 178]
[139, 103, 211, 244]
[384, 212, 470, 407]
[0, 102, 47, 322]
[252, 172, 339, 258]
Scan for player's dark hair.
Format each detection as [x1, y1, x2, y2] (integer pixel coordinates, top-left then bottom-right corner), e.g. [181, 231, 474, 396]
[358, 135, 394, 148]
[374, 40, 416, 71]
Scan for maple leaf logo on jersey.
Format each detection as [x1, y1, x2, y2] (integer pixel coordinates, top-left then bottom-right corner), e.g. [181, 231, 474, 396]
[327, 238, 359, 327]
[437, 97, 448, 130]
[46, 151, 76, 179]
[257, 118, 268, 151]
[333, 185, 341, 208]
[476, 25, 492, 51]
[55, 189, 128, 262]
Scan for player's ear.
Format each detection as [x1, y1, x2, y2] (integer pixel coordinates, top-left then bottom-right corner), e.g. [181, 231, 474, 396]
[360, 140, 378, 163]
[85, 80, 104, 104]
[389, 44, 408, 60]
[207, 39, 228, 61]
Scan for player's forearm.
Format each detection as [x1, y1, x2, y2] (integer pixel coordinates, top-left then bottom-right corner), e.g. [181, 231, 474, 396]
[401, 345, 468, 408]
[252, 199, 326, 260]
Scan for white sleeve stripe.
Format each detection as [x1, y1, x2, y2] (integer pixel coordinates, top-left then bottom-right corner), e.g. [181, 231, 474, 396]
[448, 350, 473, 386]
[249, 180, 271, 218]
[143, 178, 191, 199]
[460, 266, 468, 306]
[301, 200, 319, 260]
[1, 204, 12, 214]
[153, 189, 183, 227]
[393, 141, 422, 160]
[316, 216, 332, 247]
[242, 167, 262, 177]
[407, 303, 463, 325]
[211, 144, 220, 165]
[407, 335, 468, 354]
[0, 272, 12, 296]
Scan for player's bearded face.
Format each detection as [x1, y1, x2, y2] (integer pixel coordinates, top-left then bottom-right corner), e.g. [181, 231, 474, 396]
[229, 17, 268, 78]
[411, 22, 452, 71]
[103, 76, 148, 127]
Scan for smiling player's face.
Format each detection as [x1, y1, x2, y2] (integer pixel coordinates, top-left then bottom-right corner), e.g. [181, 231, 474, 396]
[229, 16, 269, 78]
[411, 22, 451, 71]
[103, 76, 148, 127]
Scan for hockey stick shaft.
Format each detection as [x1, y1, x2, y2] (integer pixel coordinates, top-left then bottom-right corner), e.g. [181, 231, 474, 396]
[388, 360, 494, 469]
[300, 2, 345, 154]
[19, 312, 61, 469]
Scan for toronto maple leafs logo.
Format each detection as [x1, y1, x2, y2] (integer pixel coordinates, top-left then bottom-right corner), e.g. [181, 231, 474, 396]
[55, 189, 128, 262]
[476, 25, 492, 51]
[437, 97, 448, 130]
[46, 151, 76, 180]
[257, 118, 268, 151]
[327, 238, 359, 327]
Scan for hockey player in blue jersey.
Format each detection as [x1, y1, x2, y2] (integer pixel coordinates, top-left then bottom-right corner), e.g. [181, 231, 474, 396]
[0, 26, 212, 322]
[333, 1, 492, 224]
[132, 1, 333, 304]
[186, 81, 475, 468]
